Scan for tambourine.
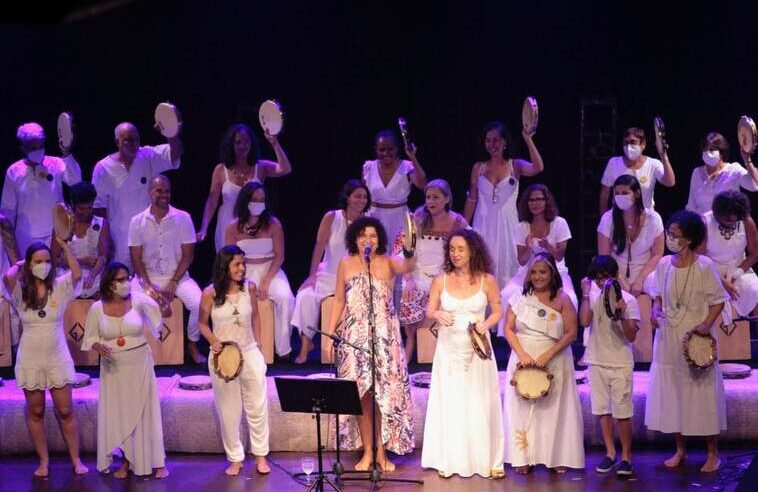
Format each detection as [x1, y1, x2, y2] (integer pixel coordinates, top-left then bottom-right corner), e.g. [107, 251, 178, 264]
[137, 276, 173, 317]
[57, 112, 74, 149]
[212, 341, 244, 383]
[154, 102, 182, 138]
[259, 99, 284, 136]
[682, 329, 717, 369]
[410, 372, 432, 388]
[522, 96, 539, 135]
[737, 115, 757, 157]
[602, 278, 622, 321]
[653, 115, 668, 157]
[401, 211, 417, 258]
[398, 116, 413, 150]
[307, 372, 336, 379]
[720, 363, 751, 379]
[72, 372, 91, 388]
[467, 322, 492, 360]
[178, 375, 212, 390]
[52, 202, 75, 241]
[510, 363, 553, 400]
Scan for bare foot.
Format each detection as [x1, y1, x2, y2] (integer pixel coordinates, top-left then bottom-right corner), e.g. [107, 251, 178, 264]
[354, 454, 373, 471]
[377, 457, 395, 472]
[33, 463, 49, 478]
[225, 462, 244, 476]
[491, 468, 506, 479]
[114, 461, 129, 479]
[155, 467, 170, 479]
[515, 465, 532, 475]
[188, 342, 207, 364]
[295, 337, 313, 365]
[700, 456, 721, 473]
[256, 456, 271, 474]
[551, 467, 567, 474]
[72, 460, 89, 475]
[664, 452, 687, 468]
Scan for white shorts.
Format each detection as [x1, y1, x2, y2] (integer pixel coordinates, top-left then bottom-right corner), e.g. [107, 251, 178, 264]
[588, 364, 633, 420]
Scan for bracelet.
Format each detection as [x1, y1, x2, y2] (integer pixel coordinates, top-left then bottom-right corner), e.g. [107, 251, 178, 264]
[732, 268, 745, 280]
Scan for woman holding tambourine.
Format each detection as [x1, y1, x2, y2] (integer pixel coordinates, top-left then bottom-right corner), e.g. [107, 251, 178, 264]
[197, 121, 292, 252]
[198, 245, 271, 476]
[81, 262, 168, 479]
[362, 129, 427, 243]
[645, 211, 727, 473]
[422, 228, 504, 479]
[502, 252, 584, 474]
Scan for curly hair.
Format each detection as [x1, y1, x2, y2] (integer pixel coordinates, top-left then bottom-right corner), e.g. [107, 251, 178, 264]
[21, 242, 55, 310]
[712, 190, 750, 221]
[219, 123, 260, 169]
[337, 179, 371, 213]
[443, 228, 493, 278]
[517, 183, 559, 223]
[610, 174, 644, 255]
[234, 182, 272, 236]
[587, 255, 619, 280]
[69, 181, 97, 206]
[522, 252, 563, 300]
[667, 210, 706, 251]
[99, 262, 130, 302]
[345, 216, 388, 255]
[212, 245, 246, 306]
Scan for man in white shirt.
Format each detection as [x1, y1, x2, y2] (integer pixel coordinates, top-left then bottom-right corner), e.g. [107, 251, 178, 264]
[1, 122, 82, 255]
[128, 175, 205, 363]
[93, 122, 183, 269]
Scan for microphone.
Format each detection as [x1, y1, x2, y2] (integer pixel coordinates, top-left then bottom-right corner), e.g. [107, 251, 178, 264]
[363, 245, 371, 261]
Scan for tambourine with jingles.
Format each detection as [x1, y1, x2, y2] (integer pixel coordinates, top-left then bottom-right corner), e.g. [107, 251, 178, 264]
[682, 329, 717, 369]
[212, 341, 245, 383]
[654, 115, 668, 157]
[510, 363, 554, 400]
[737, 115, 757, 161]
[720, 363, 751, 379]
[57, 112, 74, 149]
[137, 276, 173, 318]
[410, 371, 432, 388]
[401, 211, 417, 258]
[467, 322, 492, 360]
[72, 372, 91, 388]
[522, 96, 539, 135]
[259, 99, 284, 136]
[398, 116, 414, 151]
[154, 102, 182, 138]
[178, 375, 212, 390]
[52, 202, 75, 241]
[602, 278, 622, 321]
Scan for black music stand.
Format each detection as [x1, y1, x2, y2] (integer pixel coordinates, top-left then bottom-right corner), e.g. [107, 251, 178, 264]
[275, 377, 362, 492]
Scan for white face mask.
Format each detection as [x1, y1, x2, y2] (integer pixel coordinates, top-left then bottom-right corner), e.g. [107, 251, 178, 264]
[26, 149, 45, 165]
[113, 280, 131, 298]
[614, 194, 635, 211]
[248, 202, 265, 216]
[666, 235, 685, 253]
[702, 150, 720, 167]
[624, 144, 642, 161]
[31, 262, 51, 280]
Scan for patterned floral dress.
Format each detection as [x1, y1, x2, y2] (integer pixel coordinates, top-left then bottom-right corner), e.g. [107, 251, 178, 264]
[336, 271, 415, 455]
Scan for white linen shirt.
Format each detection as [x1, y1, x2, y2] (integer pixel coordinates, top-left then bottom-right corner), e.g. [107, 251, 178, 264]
[92, 144, 179, 262]
[127, 205, 195, 277]
[601, 155, 664, 210]
[685, 162, 758, 215]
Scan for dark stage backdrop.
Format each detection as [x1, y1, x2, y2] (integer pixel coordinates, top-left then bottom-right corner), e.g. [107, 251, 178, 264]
[1, 0, 756, 288]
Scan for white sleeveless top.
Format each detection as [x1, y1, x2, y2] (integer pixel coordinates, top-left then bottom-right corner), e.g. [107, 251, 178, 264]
[211, 281, 256, 349]
[314, 210, 348, 296]
[237, 237, 274, 259]
[68, 216, 104, 260]
[440, 274, 488, 329]
[362, 160, 413, 205]
[214, 165, 262, 251]
[703, 211, 747, 276]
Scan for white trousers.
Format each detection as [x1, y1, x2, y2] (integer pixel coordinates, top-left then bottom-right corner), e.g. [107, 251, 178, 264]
[291, 286, 326, 339]
[209, 345, 270, 461]
[131, 274, 202, 341]
[245, 262, 295, 356]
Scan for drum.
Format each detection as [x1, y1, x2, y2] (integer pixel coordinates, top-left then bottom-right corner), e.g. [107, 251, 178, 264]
[137, 276, 173, 317]
[259, 99, 284, 135]
[410, 372, 432, 389]
[52, 202, 75, 241]
[720, 363, 751, 379]
[212, 341, 244, 383]
[57, 112, 74, 149]
[178, 374, 212, 390]
[522, 96, 539, 135]
[653, 115, 668, 157]
[603, 278, 622, 321]
[682, 329, 717, 369]
[510, 364, 553, 400]
[467, 322, 492, 360]
[72, 372, 91, 388]
[737, 115, 757, 156]
[154, 102, 182, 138]
[401, 211, 417, 258]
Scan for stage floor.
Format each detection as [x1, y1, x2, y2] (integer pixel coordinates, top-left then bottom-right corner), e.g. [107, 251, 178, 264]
[0, 447, 755, 492]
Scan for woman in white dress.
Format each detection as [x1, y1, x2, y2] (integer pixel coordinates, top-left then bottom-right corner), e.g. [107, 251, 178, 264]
[82, 262, 168, 479]
[698, 191, 758, 319]
[598, 175, 664, 296]
[197, 123, 292, 251]
[503, 252, 584, 474]
[598, 126, 675, 213]
[292, 180, 370, 364]
[199, 245, 271, 476]
[362, 129, 427, 242]
[463, 121, 545, 289]
[422, 228, 504, 478]
[3, 240, 88, 477]
[645, 210, 727, 473]
[685, 132, 758, 215]
[500, 184, 577, 325]
[51, 181, 111, 298]
[225, 182, 295, 359]
[395, 179, 467, 362]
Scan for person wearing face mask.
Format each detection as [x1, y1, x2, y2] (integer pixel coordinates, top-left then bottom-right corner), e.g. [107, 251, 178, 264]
[81, 262, 169, 479]
[1, 122, 82, 256]
[291, 180, 371, 364]
[197, 123, 292, 252]
[3, 240, 88, 478]
[464, 121, 544, 289]
[502, 252, 584, 474]
[598, 175, 664, 297]
[598, 127, 675, 214]
[51, 182, 112, 298]
[362, 129, 427, 242]
[646, 211, 727, 473]
[92, 121, 183, 269]
[128, 176, 204, 363]
[685, 132, 758, 215]
[225, 182, 295, 360]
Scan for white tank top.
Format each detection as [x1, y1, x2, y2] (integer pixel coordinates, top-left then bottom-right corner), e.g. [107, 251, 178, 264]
[68, 216, 103, 260]
[210, 281, 256, 349]
[703, 211, 747, 276]
[237, 237, 274, 259]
